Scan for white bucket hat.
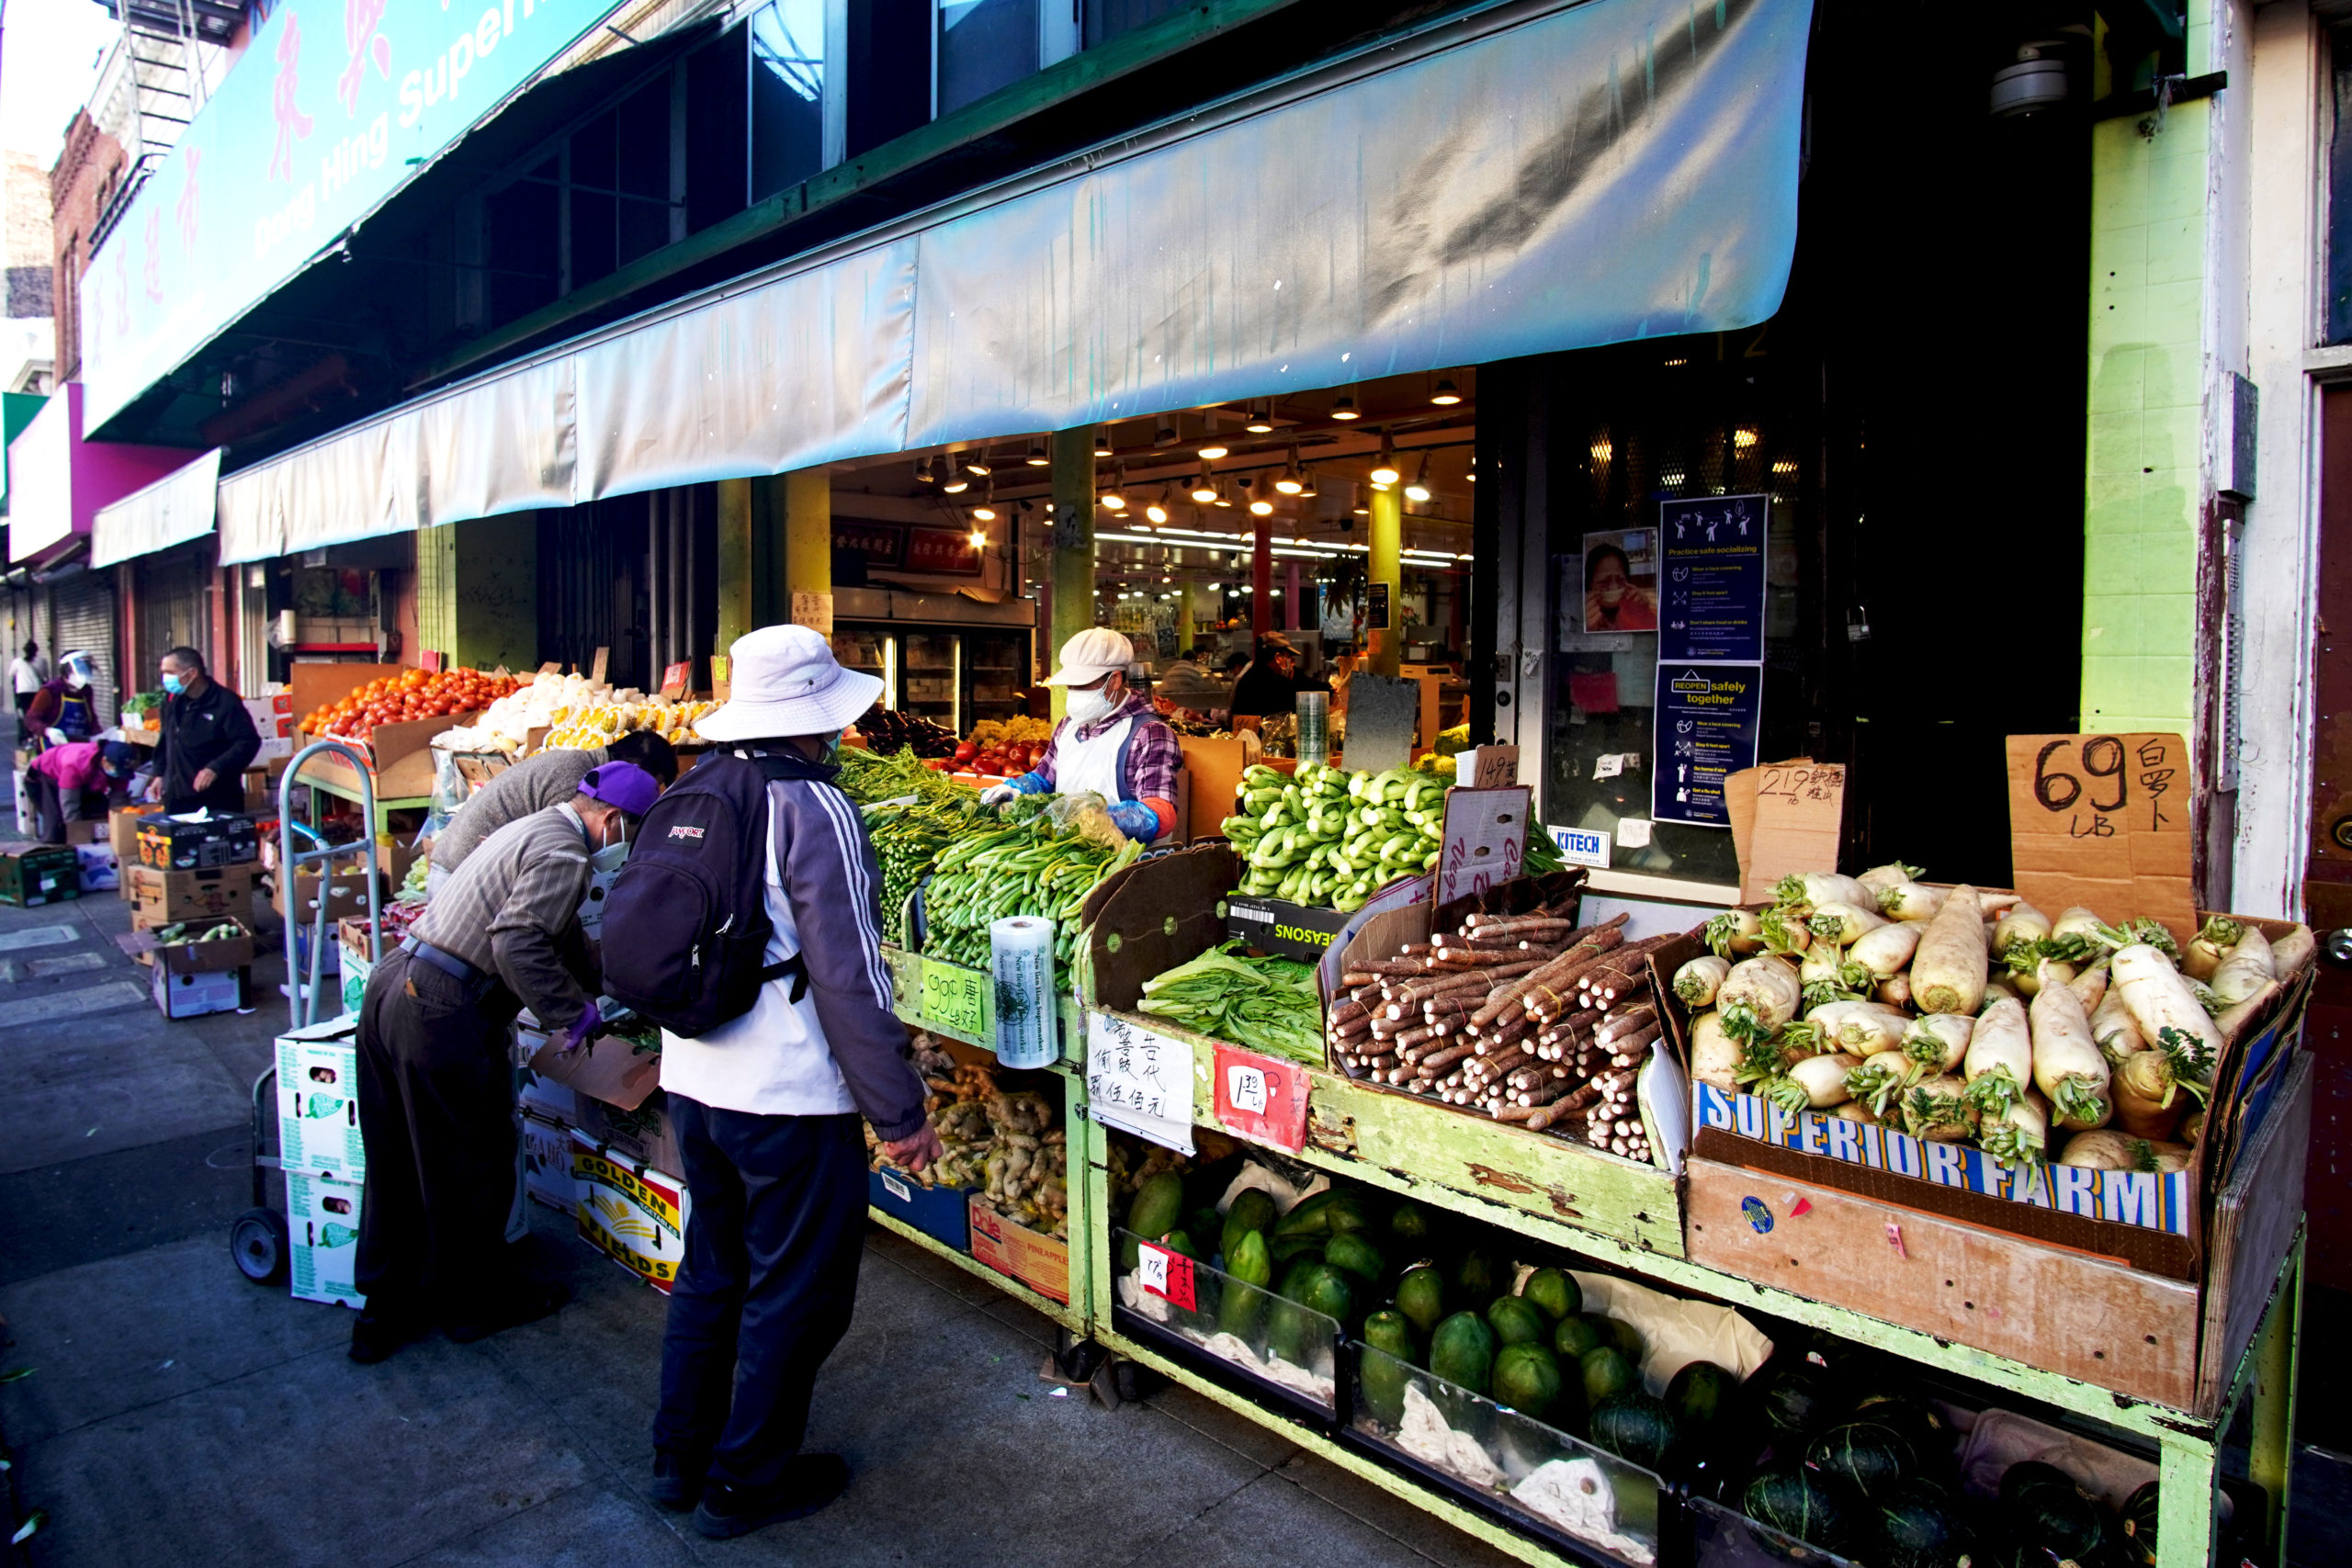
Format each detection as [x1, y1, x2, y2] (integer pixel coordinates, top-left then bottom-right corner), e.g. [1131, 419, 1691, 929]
[1043, 626, 1136, 687]
[695, 625, 884, 744]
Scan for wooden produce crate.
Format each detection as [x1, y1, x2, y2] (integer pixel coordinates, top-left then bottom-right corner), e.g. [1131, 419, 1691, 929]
[1656, 912, 2313, 1282]
[1081, 847, 1682, 1256]
[1685, 1050, 2313, 1415]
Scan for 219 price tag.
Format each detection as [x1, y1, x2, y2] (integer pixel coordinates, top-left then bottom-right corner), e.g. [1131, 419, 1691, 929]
[1136, 1241, 1197, 1311]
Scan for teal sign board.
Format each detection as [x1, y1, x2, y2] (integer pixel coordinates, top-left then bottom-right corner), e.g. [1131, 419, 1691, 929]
[81, 0, 616, 433]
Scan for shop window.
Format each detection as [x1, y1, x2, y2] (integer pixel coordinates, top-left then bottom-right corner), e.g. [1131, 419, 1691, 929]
[2329, 26, 2352, 344]
[848, 0, 933, 157]
[1082, 0, 1191, 46]
[751, 0, 829, 201]
[484, 160, 560, 324]
[936, 0, 1076, 118]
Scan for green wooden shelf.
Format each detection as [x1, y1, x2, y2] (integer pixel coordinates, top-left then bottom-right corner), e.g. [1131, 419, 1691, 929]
[868, 1210, 1089, 1337]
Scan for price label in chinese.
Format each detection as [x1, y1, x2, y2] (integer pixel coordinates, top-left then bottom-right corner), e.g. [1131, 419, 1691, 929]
[1739, 761, 1847, 903]
[2005, 733, 2196, 945]
[922, 959, 990, 1043]
[1136, 1241, 1197, 1312]
[1213, 1043, 1308, 1151]
[1085, 1012, 1194, 1154]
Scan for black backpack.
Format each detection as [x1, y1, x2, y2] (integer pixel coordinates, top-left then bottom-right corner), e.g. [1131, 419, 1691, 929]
[597, 749, 816, 1037]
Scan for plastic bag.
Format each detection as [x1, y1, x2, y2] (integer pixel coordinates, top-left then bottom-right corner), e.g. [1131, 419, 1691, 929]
[430, 746, 470, 814]
[1045, 790, 1125, 850]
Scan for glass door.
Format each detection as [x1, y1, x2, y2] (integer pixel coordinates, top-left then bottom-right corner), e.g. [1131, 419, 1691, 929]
[900, 631, 959, 731]
[831, 625, 894, 713]
[962, 628, 1029, 726]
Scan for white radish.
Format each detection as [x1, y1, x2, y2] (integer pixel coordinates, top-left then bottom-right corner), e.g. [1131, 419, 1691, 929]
[1858, 862, 1924, 895]
[1849, 921, 1922, 980]
[1876, 973, 1913, 1009]
[1982, 976, 2021, 1008]
[1799, 943, 1859, 993]
[2011, 953, 2077, 999]
[1763, 1053, 1862, 1114]
[1826, 1099, 1880, 1126]
[1990, 905, 2051, 959]
[1773, 872, 1874, 911]
[1844, 1049, 1917, 1117]
[2067, 962, 2109, 1013]
[2058, 1130, 2192, 1173]
[1899, 1073, 1977, 1143]
[1878, 882, 1944, 922]
[2110, 1049, 2190, 1140]
[1758, 902, 1815, 955]
[2215, 980, 2282, 1046]
[1962, 998, 2033, 1116]
[1911, 882, 1990, 1015]
[1718, 955, 1803, 1041]
[2270, 923, 2317, 976]
[2051, 906, 2107, 944]
[1979, 1090, 2050, 1170]
[2111, 943, 2225, 1087]
[1702, 908, 1766, 958]
[2088, 987, 2146, 1065]
[2209, 925, 2276, 1006]
[2183, 916, 2241, 982]
[2030, 976, 2110, 1131]
[1809, 1000, 1910, 1056]
[1690, 1010, 1742, 1092]
[1810, 902, 1889, 947]
[1673, 954, 1733, 1010]
[1901, 1012, 1973, 1074]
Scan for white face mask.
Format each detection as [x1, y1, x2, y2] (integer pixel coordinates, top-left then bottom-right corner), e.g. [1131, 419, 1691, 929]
[1067, 684, 1116, 725]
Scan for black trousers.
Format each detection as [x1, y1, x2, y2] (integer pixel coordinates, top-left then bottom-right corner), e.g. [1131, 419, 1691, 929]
[354, 948, 525, 1317]
[654, 1097, 867, 1490]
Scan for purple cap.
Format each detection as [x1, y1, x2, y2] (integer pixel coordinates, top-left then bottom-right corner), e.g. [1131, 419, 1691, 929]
[577, 761, 660, 818]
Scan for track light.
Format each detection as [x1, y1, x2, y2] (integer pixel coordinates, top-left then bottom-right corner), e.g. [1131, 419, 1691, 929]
[964, 449, 993, 477]
[942, 462, 969, 494]
[972, 502, 998, 522]
[1102, 465, 1128, 510]
[1430, 378, 1462, 406]
[915, 457, 937, 485]
[1146, 487, 1171, 525]
[1154, 423, 1180, 448]
[1274, 446, 1304, 495]
[1093, 428, 1114, 457]
[1191, 471, 1218, 504]
[1370, 434, 1401, 488]
[1298, 468, 1318, 500]
[1404, 454, 1432, 504]
[1198, 412, 1227, 461]
[1331, 394, 1360, 421]
[1025, 442, 1049, 467]
[968, 527, 987, 548]
[1245, 401, 1275, 434]
[1213, 477, 1234, 508]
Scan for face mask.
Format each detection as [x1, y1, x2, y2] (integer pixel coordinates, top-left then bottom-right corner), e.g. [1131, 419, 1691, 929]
[1067, 685, 1115, 725]
[161, 673, 185, 695]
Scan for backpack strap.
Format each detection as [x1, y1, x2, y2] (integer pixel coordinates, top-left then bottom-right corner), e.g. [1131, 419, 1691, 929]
[749, 753, 814, 1005]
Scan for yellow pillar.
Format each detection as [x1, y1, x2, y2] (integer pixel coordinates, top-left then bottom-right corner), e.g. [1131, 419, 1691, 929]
[782, 469, 831, 632]
[716, 478, 753, 649]
[1049, 427, 1096, 720]
[1369, 483, 1402, 677]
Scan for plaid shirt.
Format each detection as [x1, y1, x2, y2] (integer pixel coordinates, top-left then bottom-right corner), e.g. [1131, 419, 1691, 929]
[1028, 692, 1181, 804]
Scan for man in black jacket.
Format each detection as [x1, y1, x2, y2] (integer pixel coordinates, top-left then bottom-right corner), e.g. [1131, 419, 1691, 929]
[148, 647, 261, 815]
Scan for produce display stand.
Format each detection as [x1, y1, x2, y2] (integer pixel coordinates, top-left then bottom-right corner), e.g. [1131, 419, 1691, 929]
[283, 666, 460, 837]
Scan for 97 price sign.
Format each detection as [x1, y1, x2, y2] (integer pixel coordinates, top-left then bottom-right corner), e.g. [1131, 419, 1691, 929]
[2004, 732, 2195, 945]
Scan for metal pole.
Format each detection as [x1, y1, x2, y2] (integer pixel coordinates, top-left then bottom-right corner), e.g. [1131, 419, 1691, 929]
[1048, 428, 1095, 721]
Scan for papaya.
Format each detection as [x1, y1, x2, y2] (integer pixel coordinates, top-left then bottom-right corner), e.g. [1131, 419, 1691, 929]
[1218, 1228, 1273, 1339]
[1297, 1261, 1356, 1325]
[1492, 1342, 1566, 1421]
[1323, 1231, 1385, 1286]
[1272, 1188, 1342, 1240]
[1322, 1195, 1375, 1236]
[1522, 1266, 1579, 1322]
[1430, 1310, 1498, 1394]
[1581, 1345, 1637, 1406]
[1396, 1264, 1446, 1336]
[1453, 1246, 1499, 1305]
[1664, 1360, 1733, 1436]
[1553, 1314, 1607, 1360]
[1265, 1296, 1315, 1364]
[1360, 1311, 1419, 1427]
[1487, 1294, 1546, 1348]
[1222, 1188, 1277, 1263]
[1271, 1235, 1323, 1268]
[1388, 1200, 1431, 1243]
[1161, 1229, 1202, 1262]
[1128, 1170, 1184, 1242]
[1583, 1312, 1644, 1362]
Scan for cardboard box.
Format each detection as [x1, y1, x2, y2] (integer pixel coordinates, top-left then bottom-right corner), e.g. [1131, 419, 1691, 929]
[525, 1022, 662, 1112]
[515, 1059, 578, 1125]
[574, 1091, 682, 1176]
[11, 767, 28, 833]
[110, 803, 163, 864]
[129, 863, 255, 928]
[870, 1166, 976, 1251]
[0, 844, 83, 907]
[71, 817, 110, 845]
[272, 861, 371, 924]
[967, 1199, 1069, 1303]
[520, 1111, 577, 1212]
[339, 944, 374, 1019]
[1224, 894, 1354, 963]
[137, 811, 261, 871]
[287, 1172, 367, 1308]
[276, 1020, 366, 1179]
[132, 915, 257, 974]
[74, 843, 119, 892]
[571, 1133, 690, 1293]
[150, 963, 244, 1019]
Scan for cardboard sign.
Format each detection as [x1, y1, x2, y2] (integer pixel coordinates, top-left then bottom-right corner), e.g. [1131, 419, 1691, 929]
[1212, 1043, 1309, 1151]
[1435, 786, 1531, 905]
[1464, 744, 1521, 787]
[1084, 1011, 1195, 1154]
[2005, 733, 2196, 942]
[1136, 1240, 1198, 1312]
[1738, 761, 1846, 903]
[791, 591, 834, 635]
[660, 660, 692, 698]
[590, 646, 610, 684]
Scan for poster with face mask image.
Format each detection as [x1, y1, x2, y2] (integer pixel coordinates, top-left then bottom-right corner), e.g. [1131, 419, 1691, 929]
[1580, 529, 1659, 633]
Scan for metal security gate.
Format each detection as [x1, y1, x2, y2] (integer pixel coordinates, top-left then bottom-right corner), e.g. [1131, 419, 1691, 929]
[134, 546, 209, 691]
[51, 569, 119, 726]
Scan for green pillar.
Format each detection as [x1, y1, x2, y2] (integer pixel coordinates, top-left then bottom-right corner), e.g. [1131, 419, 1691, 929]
[782, 469, 831, 631]
[1049, 426, 1096, 719]
[1369, 484, 1402, 678]
[418, 514, 537, 671]
[716, 478, 754, 651]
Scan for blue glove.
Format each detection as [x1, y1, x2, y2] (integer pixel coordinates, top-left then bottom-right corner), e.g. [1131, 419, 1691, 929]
[1107, 799, 1162, 842]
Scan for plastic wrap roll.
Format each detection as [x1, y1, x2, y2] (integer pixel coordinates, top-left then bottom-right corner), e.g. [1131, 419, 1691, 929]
[1295, 690, 1329, 762]
[990, 916, 1057, 1067]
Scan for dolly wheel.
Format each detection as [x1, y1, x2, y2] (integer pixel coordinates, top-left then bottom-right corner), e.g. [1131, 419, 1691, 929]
[232, 1207, 289, 1285]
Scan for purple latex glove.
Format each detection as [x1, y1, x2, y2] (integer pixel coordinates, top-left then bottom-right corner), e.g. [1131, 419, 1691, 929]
[560, 1009, 603, 1054]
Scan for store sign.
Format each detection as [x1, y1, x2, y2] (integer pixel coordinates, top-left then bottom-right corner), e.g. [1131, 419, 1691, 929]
[81, 0, 616, 433]
[902, 525, 984, 577]
[832, 521, 905, 567]
[1549, 825, 1611, 869]
[1657, 495, 1767, 662]
[2004, 733, 2196, 944]
[1212, 1043, 1309, 1152]
[1654, 667, 1762, 828]
[1366, 581, 1392, 631]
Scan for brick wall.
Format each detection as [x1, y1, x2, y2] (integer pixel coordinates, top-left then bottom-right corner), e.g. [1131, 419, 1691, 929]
[47, 113, 127, 379]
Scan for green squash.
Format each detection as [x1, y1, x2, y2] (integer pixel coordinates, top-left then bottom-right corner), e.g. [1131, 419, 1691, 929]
[1589, 1389, 1680, 1472]
[1323, 1231, 1385, 1286]
[1486, 1294, 1546, 1348]
[1453, 1245, 1499, 1305]
[1395, 1264, 1447, 1336]
[1160, 1229, 1201, 1262]
[1874, 1478, 1969, 1568]
[1522, 1266, 1579, 1322]
[1221, 1188, 1277, 1262]
[1850, 1391, 1952, 1466]
[1388, 1200, 1431, 1242]
[1579, 1345, 1637, 1406]
[1128, 1170, 1184, 1242]
[1552, 1314, 1607, 1360]
[1429, 1310, 1498, 1394]
[2119, 1480, 2160, 1567]
[1322, 1195, 1375, 1236]
[1217, 1227, 1273, 1339]
[1664, 1360, 1734, 1435]
[1359, 1311, 1419, 1427]
[1743, 1461, 1857, 1554]
[1272, 1188, 1342, 1240]
[2001, 1463, 2107, 1561]
[1758, 1364, 1831, 1437]
[1807, 1420, 1917, 1502]
[1490, 1342, 1565, 1421]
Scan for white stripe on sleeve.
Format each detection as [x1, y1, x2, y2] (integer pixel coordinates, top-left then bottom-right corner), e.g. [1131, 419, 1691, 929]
[813, 783, 896, 1008]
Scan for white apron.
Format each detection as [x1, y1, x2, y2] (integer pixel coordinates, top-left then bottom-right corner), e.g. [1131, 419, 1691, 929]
[1057, 713, 1170, 844]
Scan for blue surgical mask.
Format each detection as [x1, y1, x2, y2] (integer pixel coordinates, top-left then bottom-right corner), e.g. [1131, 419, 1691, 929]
[161, 673, 185, 695]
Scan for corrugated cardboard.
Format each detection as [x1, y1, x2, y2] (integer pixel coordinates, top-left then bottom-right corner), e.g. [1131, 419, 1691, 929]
[967, 1200, 1069, 1303]
[2005, 732, 2197, 945]
[271, 862, 371, 924]
[130, 863, 254, 927]
[287, 1173, 366, 1308]
[150, 964, 243, 1019]
[277, 1020, 366, 1179]
[574, 1090, 682, 1176]
[1737, 761, 1846, 904]
[526, 1026, 662, 1111]
[571, 1134, 690, 1293]
[520, 1111, 577, 1212]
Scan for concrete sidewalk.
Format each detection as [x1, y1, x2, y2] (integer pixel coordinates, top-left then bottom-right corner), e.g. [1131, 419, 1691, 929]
[0, 797, 1510, 1568]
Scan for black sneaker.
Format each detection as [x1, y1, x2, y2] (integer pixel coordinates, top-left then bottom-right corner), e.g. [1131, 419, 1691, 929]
[650, 1451, 704, 1513]
[443, 1280, 571, 1345]
[690, 1454, 850, 1540]
[347, 1304, 427, 1365]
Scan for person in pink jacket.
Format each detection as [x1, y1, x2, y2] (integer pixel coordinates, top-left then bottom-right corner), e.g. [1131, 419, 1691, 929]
[27, 739, 137, 843]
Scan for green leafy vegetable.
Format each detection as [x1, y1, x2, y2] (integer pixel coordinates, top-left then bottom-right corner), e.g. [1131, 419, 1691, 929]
[1138, 941, 1324, 1064]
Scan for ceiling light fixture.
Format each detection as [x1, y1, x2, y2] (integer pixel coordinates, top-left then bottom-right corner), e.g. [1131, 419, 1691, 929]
[1245, 401, 1275, 433]
[964, 448, 993, 477]
[1154, 423, 1180, 448]
[1198, 412, 1227, 461]
[1370, 434, 1401, 488]
[942, 462, 970, 494]
[1213, 477, 1235, 508]
[1430, 378, 1462, 406]
[1249, 475, 1275, 517]
[915, 457, 938, 485]
[1093, 428, 1115, 457]
[1024, 442, 1049, 467]
[1404, 454, 1433, 504]
[1331, 394, 1360, 421]
[1190, 470, 1219, 504]
[968, 527, 987, 548]
[971, 502, 999, 522]
[1146, 487, 1171, 525]
[1298, 468, 1318, 500]
[1274, 446, 1304, 495]
[1101, 465, 1128, 510]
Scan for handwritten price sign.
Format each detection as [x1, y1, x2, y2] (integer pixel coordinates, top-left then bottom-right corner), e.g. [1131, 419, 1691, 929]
[1213, 1043, 1309, 1151]
[1739, 762, 1847, 903]
[1136, 1240, 1198, 1311]
[2005, 733, 2195, 944]
[1436, 785, 1532, 906]
[1085, 1012, 1195, 1154]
